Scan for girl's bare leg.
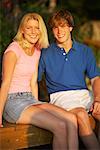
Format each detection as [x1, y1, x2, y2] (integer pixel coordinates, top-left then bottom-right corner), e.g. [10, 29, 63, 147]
[37, 103, 78, 150]
[70, 107, 100, 150]
[17, 105, 68, 150]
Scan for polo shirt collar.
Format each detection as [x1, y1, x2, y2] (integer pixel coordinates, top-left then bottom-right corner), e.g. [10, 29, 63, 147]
[54, 39, 77, 51]
[72, 39, 78, 51]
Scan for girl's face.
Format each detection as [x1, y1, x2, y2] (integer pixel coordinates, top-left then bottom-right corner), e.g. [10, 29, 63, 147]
[52, 22, 72, 45]
[22, 19, 41, 45]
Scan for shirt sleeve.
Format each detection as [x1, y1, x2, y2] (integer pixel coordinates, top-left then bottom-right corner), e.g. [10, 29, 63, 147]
[86, 47, 100, 79]
[38, 49, 46, 81]
[4, 42, 20, 58]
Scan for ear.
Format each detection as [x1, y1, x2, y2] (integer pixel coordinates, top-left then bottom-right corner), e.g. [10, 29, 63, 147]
[21, 29, 24, 34]
[70, 27, 73, 32]
[21, 26, 25, 33]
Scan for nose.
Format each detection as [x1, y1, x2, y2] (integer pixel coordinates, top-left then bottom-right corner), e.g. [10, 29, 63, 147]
[57, 26, 62, 33]
[31, 28, 35, 34]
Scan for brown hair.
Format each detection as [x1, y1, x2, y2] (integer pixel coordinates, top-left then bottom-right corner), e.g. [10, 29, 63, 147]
[49, 9, 74, 29]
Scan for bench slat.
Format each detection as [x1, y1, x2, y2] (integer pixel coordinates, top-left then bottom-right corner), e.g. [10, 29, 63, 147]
[0, 122, 52, 150]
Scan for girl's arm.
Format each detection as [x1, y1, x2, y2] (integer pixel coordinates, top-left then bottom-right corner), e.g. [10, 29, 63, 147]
[0, 51, 17, 127]
[30, 62, 39, 100]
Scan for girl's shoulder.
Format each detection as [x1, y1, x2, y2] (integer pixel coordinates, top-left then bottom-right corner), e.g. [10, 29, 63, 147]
[4, 41, 21, 58]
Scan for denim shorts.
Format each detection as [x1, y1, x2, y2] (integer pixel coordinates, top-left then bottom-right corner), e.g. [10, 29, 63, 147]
[3, 92, 45, 123]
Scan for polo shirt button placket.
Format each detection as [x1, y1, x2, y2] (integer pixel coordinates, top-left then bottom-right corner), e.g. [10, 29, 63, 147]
[60, 48, 68, 61]
[63, 52, 66, 56]
[61, 48, 63, 51]
[65, 58, 68, 61]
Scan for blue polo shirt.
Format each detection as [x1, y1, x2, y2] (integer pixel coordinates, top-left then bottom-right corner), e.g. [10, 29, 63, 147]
[38, 40, 100, 94]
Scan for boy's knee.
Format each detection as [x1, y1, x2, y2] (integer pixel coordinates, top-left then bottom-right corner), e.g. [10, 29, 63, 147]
[76, 108, 88, 120]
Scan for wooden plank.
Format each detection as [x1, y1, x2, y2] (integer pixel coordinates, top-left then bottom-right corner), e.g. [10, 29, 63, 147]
[0, 123, 52, 150]
[0, 115, 98, 150]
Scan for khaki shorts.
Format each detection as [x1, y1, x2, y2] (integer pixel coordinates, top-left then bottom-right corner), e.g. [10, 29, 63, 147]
[50, 89, 93, 111]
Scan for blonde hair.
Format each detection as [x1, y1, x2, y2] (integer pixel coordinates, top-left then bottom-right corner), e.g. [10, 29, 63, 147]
[14, 13, 49, 49]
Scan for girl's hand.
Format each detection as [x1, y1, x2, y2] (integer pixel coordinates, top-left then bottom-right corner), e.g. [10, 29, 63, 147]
[0, 115, 3, 127]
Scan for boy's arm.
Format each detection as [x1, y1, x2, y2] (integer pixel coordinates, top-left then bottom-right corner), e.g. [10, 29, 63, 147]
[90, 76, 100, 120]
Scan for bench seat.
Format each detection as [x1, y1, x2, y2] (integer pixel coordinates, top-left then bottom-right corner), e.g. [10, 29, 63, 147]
[0, 120, 52, 150]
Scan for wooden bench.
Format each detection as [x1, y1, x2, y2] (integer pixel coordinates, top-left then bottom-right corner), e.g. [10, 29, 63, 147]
[0, 120, 53, 150]
[0, 115, 99, 150]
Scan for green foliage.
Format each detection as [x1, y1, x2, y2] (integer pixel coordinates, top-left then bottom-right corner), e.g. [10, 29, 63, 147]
[0, 0, 100, 64]
[0, 1, 51, 54]
[0, 11, 15, 55]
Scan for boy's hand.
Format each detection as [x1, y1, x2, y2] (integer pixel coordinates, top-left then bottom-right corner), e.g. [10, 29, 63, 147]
[92, 102, 100, 121]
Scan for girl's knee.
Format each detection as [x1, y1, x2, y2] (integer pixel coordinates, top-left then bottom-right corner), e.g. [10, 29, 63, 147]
[66, 113, 77, 128]
[54, 120, 67, 134]
[69, 113, 77, 124]
[58, 120, 67, 130]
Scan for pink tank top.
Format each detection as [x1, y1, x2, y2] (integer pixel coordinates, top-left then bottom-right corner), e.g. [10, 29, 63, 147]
[4, 41, 41, 93]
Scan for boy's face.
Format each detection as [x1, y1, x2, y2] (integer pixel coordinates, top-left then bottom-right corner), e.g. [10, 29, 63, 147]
[52, 22, 73, 44]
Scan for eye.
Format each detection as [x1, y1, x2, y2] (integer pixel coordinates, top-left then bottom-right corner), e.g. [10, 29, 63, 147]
[53, 26, 57, 30]
[26, 27, 31, 30]
[35, 26, 40, 30]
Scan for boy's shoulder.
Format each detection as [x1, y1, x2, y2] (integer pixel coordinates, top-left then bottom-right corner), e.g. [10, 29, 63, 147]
[42, 43, 55, 50]
[73, 40, 92, 52]
[74, 40, 88, 47]
[41, 43, 55, 54]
